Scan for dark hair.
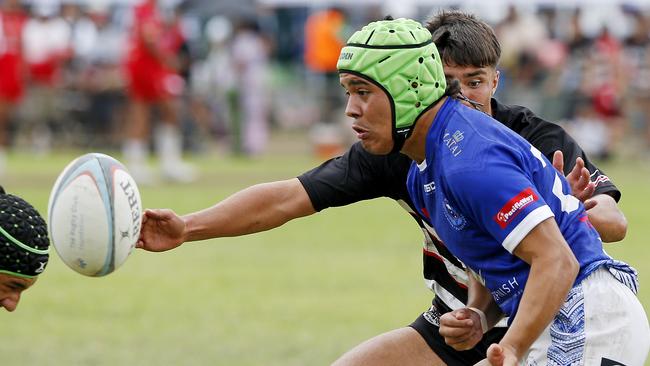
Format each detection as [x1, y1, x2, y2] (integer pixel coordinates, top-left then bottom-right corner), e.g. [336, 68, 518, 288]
[425, 10, 501, 68]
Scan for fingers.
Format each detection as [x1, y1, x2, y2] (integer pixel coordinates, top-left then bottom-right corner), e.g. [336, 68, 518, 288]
[440, 310, 474, 328]
[552, 150, 564, 173]
[561, 157, 597, 201]
[440, 309, 482, 351]
[487, 343, 505, 366]
[578, 182, 596, 202]
[144, 208, 172, 220]
[583, 198, 598, 210]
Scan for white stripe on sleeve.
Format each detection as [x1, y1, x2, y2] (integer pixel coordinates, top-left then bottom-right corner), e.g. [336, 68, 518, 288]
[502, 206, 554, 253]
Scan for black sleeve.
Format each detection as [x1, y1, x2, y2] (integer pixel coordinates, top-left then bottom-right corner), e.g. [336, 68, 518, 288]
[496, 103, 621, 202]
[297, 142, 412, 211]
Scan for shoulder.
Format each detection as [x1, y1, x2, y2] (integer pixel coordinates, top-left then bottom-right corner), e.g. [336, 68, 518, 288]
[491, 99, 553, 133]
[491, 99, 578, 155]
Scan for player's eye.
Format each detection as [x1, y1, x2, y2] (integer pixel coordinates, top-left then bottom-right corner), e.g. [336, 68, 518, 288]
[467, 80, 482, 88]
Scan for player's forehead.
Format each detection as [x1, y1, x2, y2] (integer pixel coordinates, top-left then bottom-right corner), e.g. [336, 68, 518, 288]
[339, 73, 376, 88]
[444, 63, 494, 79]
[0, 272, 37, 291]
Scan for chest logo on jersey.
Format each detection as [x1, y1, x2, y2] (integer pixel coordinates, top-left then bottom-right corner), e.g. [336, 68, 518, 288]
[493, 187, 539, 229]
[423, 181, 436, 194]
[443, 198, 467, 230]
[442, 130, 464, 157]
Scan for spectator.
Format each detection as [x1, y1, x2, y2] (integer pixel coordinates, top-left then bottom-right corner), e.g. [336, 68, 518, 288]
[21, 2, 71, 155]
[303, 7, 348, 158]
[123, 0, 196, 184]
[231, 18, 270, 156]
[0, 0, 27, 175]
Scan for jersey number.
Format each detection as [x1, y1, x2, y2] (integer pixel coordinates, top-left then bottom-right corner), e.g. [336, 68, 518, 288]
[530, 145, 579, 214]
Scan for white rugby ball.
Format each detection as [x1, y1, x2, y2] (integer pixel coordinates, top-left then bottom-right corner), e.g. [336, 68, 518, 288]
[48, 153, 142, 277]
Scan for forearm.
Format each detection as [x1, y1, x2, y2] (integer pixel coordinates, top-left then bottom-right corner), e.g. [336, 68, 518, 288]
[467, 272, 504, 329]
[587, 194, 627, 242]
[500, 255, 578, 359]
[183, 178, 315, 241]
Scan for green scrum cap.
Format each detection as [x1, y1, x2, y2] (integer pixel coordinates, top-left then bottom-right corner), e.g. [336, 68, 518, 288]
[337, 18, 446, 151]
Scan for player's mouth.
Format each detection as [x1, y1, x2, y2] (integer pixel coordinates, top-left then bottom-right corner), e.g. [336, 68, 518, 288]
[352, 125, 369, 139]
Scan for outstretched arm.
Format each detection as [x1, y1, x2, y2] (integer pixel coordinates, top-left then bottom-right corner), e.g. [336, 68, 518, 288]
[137, 178, 316, 252]
[552, 151, 627, 242]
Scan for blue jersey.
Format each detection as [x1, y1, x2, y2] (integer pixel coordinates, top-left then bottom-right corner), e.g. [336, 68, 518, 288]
[406, 98, 613, 320]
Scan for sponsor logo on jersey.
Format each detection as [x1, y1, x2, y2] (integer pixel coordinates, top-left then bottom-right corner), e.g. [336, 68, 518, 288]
[493, 187, 539, 229]
[443, 130, 464, 157]
[593, 175, 610, 187]
[422, 305, 442, 326]
[423, 181, 436, 193]
[491, 276, 522, 302]
[443, 198, 467, 230]
[590, 169, 611, 187]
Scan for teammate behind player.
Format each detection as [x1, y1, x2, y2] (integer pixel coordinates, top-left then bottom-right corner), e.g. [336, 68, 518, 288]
[0, 186, 50, 312]
[427, 10, 626, 242]
[337, 17, 649, 364]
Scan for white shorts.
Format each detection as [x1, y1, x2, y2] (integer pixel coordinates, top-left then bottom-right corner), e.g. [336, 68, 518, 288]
[526, 267, 650, 366]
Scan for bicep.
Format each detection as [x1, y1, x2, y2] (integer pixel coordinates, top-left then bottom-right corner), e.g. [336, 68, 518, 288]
[512, 217, 575, 265]
[283, 178, 317, 218]
[298, 145, 406, 210]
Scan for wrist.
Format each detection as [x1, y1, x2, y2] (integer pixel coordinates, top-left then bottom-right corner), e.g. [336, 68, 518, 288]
[467, 307, 488, 334]
[180, 214, 195, 242]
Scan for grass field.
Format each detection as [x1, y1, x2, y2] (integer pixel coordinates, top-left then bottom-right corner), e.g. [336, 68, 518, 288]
[1, 141, 649, 365]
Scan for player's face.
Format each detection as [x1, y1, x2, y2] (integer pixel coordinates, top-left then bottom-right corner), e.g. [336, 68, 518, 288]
[340, 73, 394, 154]
[444, 63, 499, 116]
[0, 273, 36, 312]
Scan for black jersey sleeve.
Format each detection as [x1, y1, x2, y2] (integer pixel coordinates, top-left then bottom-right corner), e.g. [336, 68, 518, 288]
[297, 142, 413, 211]
[492, 100, 621, 202]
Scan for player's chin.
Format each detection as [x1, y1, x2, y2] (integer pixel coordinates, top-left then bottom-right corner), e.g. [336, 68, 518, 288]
[360, 139, 392, 155]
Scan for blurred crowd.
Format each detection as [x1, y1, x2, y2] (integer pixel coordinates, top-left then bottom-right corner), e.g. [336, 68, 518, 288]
[1, 0, 650, 180]
[492, 4, 650, 161]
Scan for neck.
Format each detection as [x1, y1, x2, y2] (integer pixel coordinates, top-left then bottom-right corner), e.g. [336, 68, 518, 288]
[401, 97, 447, 163]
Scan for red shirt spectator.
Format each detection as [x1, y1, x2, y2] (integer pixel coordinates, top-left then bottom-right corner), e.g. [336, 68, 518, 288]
[125, 0, 179, 101]
[0, 5, 27, 102]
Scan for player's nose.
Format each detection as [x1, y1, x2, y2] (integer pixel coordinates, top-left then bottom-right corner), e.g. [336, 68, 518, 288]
[0, 293, 20, 312]
[345, 98, 361, 119]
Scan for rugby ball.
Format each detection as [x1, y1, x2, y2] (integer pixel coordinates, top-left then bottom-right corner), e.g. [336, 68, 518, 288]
[48, 153, 142, 277]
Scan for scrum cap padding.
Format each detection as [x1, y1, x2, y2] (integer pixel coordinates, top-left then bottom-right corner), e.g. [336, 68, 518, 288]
[0, 193, 49, 278]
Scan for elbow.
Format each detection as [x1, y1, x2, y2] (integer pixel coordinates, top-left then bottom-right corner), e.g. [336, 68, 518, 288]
[602, 216, 628, 243]
[609, 215, 627, 242]
[563, 254, 580, 282]
[552, 251, 579, 284]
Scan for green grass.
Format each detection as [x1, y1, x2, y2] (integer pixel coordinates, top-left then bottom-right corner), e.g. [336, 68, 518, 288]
[0, 149, 648, 365]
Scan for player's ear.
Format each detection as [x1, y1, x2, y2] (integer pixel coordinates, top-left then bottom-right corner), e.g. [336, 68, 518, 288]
[492, 70, 500, 96]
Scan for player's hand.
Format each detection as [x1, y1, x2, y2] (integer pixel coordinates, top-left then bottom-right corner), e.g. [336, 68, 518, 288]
[552, 151, 596, 203]
[481, 343, 519, 366]
[439, 308, 483, 350]
[136, 209, 187, 252]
